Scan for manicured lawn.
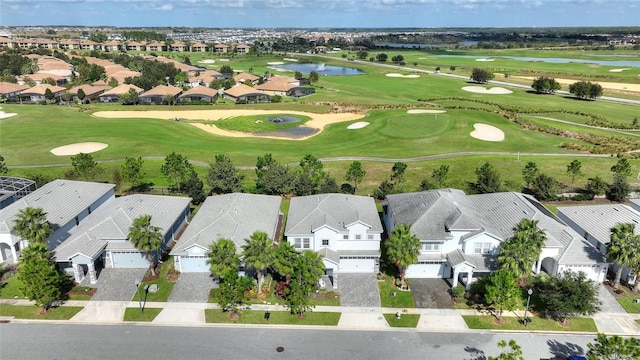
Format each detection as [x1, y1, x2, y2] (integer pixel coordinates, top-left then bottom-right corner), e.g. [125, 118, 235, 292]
[384, 313, 420, 328]
[68, 286, 95, 300]
[133, 259, 176, 302]
[0, 276, 25, 299]
[378, 277, 415, 308]
[0, 305, 83, 320]
[212, 114, 311, 133]
[123, 307, 163, 322]
[615, 290, 640, 314]
[462, 315, 597, 332]
[204, 309, 340, 325]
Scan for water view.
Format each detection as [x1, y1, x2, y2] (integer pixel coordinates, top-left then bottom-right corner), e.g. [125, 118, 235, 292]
[270, 63, 364, 75]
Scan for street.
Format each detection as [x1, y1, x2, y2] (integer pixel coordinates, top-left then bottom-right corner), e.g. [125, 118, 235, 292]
[0, 323, 595, 360]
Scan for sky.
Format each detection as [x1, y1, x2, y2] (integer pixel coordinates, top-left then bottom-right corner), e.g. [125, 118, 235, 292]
[1, 0, 638, 28]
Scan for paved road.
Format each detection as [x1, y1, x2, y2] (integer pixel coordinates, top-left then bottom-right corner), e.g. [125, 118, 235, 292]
[0, 323, 598, 360]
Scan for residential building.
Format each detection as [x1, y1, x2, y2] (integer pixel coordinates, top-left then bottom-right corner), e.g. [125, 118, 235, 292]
[223, 83, 270, 103]
[0, 177, 37, 209]
[98, 84, 143, 103]
[178, 86, 220, 103]
[138, 85, 183, 105]
[18, 84, 66, 102]
[0, 82, 29, 102]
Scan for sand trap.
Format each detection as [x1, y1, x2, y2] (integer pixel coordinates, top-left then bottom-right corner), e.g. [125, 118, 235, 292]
[470, 123, 504, 142]
[218, 59, 230, 62]
[347, 122, 369, 129]
[92, 110, 364, 141]
[283, 58, 298, 62]
[0, 109, 17, 119]
[386, 73, 420, 78]
[197, 59, 216, 64]
[267, 61, 284, 65]
[407, 109, 447, 114]
[475, 58, 495, 62]
[462, 86, 513, 94]
[609, 68, 631, 72]
[51, 142, 108, 156]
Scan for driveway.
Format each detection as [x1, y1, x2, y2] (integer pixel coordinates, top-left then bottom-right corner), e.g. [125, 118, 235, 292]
[338, 273, 380, 307]
[408, 278, 453, 309]
[168, 273, 217, 303]
[91, 268, 147, 301]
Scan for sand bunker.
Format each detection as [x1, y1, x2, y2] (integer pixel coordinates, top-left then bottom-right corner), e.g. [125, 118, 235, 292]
[267, 61, 284, 65]
[386, 73, 420, 78]
[407, 109, 447, 114]
[347, 122, 370, 129]
[462, 86, 513, 94]
[51, 142, 108, 156]
[283, 58, 298, 62]
[475, 58, 495, 62]
[609, 68, 631, 72]
[470, 123, 504, 142]
[218, 59, 230, 62]
[197, 59, 216, 64]
[0, 107, 17, 119]
[92, 110, 364, 141]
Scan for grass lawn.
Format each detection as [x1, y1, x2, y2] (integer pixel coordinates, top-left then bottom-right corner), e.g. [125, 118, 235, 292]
[384, 313, 420, 328]
[123, 307, 163, 322]
[212, 114, 311, 133]
[0, 276, 25, 299]
[462, 315, 597, 332]
[68, 286, 95, 301]
[204, 309, 340, 325]
[615, 290, 640, 314]
[0, 305, 83, 320]
[134, 259, 176, 302]
[378, 277, 415, 308]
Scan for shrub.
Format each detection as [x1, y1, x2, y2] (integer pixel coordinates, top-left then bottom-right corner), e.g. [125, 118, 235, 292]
[451, 285, 465, 298]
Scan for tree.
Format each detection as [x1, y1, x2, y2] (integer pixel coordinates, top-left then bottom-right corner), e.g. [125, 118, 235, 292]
[299, 154, 325, 190]
[356, 50, 368, 59]
[485, 269, 520, 321]
[607, 223, 640, 289]
[319, 175, 339, 194]
[611, 157, 632, 178]
[531, 76, 561, 94]
[566, 160, 583, 192]
[606, 176, 630, 202]
[373, 180, 395, 200]
[293, 172, 316, 196]
[498, 219, 546, 278]
[585, 176, 608, 199]
[185, 171, 206, 205]
[219, 65, 234, 76]
[0, 154, 7, 175]
[216, 268, 254, 315]
[207, 154, 244, 194]
[530, 173, 558, 201]
[129, 215, 163, 276]
[121, 156, 145, 187]
[473, 162, 501, 194]
[375, 53, 388, 62]
[344, 161, 366, 194]
[71, 153, 99, 181]
[390, 161, 407, 191]
[160, 152, 193, 193]
[76, 88, 86, 103]
[391, 55, 404, 64]
[569, 81, 603, 100]
[206, 239, 239, 279]
[449, 66, 457, 72]
[272, 241, 298, 283]
[431, 164, 449, 188]
[17, 242, 70, 311]
[287, 250, 325, 317]
[488, 340, 525, 360]
[470, 68, 494, 83]
[537, 270, 600, 325]
[587, 333, 640, 360]
[108, 77, 119, 88]
[12, 207, 51, 244]
[294, 71, 303, 80]
[44, 88, 54, 101]
[241, 231, 274, 295]
[119, 88, 138, 105]
[386, 224, 420, 288]
[256, 162, 294, 195]
[309, 70, 319, 85]
[521, 161, 539, 189]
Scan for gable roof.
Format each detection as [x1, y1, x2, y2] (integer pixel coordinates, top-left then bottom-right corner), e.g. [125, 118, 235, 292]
[285, 193, 383, 235]
[224, 83, 268, 97]
[233, 72, 260, 83]
[139, 85, 182, 98]
[69, 84, 108, 97]
[557, 204, 640, 245]
[53, 194, 191, 261]
[0, 82, 29, 94]
[20, 84, 66, 96]
[170, 193, 281, 256]
[100, 84, 143, 97]
[179, 86, 219, 98]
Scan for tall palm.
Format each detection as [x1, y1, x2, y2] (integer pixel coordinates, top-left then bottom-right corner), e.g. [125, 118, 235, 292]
[241, 231, 274, 294]
[206, 238, 239, 279]
[607, 223, 640, 289]
[272, 241, 298, 283]
[514, 219, 546, 254]
[385, 224, 420, 288]
[129, 215, 163, 276]
[498, 233, 535, 278]
[13, 207, 52, 244]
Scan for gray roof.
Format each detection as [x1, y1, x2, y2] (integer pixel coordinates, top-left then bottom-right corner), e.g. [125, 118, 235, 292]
[170, 193, 281, 256]
[445, 249, 498, 272]
[53, 194, 191, 261]
[0, 179, 114, 235]
[285, 193, 383, 235]
[557, 204, 640, 245]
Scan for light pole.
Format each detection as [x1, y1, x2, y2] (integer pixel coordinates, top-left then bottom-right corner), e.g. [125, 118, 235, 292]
[523, 288, 533, 326]
[135, 280, 143, 314]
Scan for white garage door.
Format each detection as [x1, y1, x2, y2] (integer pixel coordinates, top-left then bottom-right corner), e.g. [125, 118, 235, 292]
[564, 265, 606, 283]
[180, 256, 208, 273]
[339, 259, 375, 273]
[405, 263, 445, 278]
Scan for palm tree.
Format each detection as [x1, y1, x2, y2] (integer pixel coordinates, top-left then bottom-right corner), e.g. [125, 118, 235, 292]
[607, 223, 640, 289]
[129, 215, 163, 276]
[272, 241, 298, 283]
[13, 207, 52, 245]
[498, 219, 547, 277]
[385, 224, 420, 288]
[514, 219, 546, 253]
[241, 231, 275, 294]
[206, 238, 239, 279]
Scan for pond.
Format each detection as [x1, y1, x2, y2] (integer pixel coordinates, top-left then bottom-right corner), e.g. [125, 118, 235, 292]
[432, 54, 640, 68]
[270, 63, 364, 76]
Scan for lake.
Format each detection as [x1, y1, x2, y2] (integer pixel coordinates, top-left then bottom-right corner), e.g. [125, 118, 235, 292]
[270, 63, 364, 76]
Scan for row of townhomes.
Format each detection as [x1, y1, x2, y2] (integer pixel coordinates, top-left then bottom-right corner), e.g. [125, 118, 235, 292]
[2, 177, 634, 290]
[0, 53, 314, 104]
[0, 37, 251, 53]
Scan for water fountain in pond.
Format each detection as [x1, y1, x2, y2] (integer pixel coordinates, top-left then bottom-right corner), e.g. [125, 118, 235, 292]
[316, 63, 326, 72]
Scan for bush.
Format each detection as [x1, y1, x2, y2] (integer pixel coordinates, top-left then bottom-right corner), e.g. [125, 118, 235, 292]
[451, 285, 465, 298]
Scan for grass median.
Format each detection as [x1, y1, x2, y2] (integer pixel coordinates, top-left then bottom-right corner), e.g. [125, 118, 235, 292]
[205, 309, 340, 325]
[384, 313, 420, 328]
[378, 277, 414, 308]
[462, 315, 597, 332]
[123, 307, 163, 322]
[0, 305, 83, 320]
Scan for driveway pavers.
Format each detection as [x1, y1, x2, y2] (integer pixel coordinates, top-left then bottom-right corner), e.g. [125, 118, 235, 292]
[597, 283, 626, 313]
[338, 273, 380, 307]
[91, 268, 148, 301]
[409, 278, 453, 309]
[168, 273, 217, 303]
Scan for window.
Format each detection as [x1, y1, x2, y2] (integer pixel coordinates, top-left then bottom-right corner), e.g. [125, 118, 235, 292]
[294, 238, 311, 249]
[421, 243, 441, 252]
[474, 242, 492, 254]
[294, 238, 301, 249]
[303, 238, 310, 249]
[367, 234, 374, 240]
[322, 239, 329, 246]
[343, 235, 349, 240]
[355, 234, 362, 240]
